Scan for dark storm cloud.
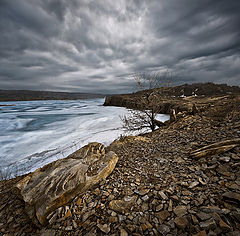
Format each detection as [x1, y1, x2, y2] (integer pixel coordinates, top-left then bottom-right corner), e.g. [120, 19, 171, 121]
[0, 0, 239, 93]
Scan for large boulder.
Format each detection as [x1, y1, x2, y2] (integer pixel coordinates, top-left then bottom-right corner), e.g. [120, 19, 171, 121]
[15, 142, 118, 226]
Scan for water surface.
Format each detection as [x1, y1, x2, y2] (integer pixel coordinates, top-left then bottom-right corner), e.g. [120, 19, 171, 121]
[0, 98, 169, 178]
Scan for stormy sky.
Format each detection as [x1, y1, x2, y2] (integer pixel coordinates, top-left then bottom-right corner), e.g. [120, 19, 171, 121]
[0, 0, 239, 94]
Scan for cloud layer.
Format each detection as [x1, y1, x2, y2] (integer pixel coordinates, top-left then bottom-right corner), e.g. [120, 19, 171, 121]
[0, 0, 239, 93]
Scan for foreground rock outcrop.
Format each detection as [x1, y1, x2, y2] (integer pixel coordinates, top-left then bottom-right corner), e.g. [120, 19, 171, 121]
[15, 142, 118, 226]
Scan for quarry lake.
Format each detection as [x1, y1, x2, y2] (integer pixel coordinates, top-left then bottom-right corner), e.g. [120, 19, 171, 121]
[0, 98, 169, 178]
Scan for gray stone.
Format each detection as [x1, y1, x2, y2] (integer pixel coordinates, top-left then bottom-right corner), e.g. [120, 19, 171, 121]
[156, 204, 163, 211]
[155, 210, 170, 224]
[142, 195, 149, 201]
[219, 156, 230, 162]
[138, 189, 150, 196]
[157, 224, 170, 235]
[201, 206, 222, 214]
[200, 218, 216, 231]
[72, 220, 78, 229]
[48, 212, 58, 225]
[141, 203, 149, 211]
[196, 212, 211, 221]
[159, 191, 168, 200]
[109, 196, 137, 214]
[189, 181, 199, 188]
[97, 223, 111, 234]
[222, 191, 240, 204]
[173, 205, 188, 216]
[174, 216, 189, 230]
[82, 210, 95, 222]
[65, 226, 73, 231]
[40, 229, 56, 236]
[120, 228, 128, 236]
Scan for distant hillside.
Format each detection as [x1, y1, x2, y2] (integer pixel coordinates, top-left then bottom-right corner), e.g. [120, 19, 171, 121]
[0, 90, 105, 102]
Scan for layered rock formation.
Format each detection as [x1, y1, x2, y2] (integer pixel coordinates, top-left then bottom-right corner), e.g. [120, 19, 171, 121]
[15, 142, 118, 226]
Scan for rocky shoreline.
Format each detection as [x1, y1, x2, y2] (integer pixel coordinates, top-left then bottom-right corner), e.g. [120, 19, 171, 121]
[0, 89, 240, 235]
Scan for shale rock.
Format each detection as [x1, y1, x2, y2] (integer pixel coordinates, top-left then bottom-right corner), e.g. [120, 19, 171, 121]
[173, 205, 188, 216]
[222, 191, 240, 204]
[109, 196, 137, 214]
[15, 142, 118, 225]
[174, 216, 189, 230]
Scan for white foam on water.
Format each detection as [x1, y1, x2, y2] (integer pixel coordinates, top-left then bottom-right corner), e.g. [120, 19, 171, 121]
[0, 99, 169, 178]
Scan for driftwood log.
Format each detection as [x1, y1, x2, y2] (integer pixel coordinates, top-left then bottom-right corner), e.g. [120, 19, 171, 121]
[190, 139, 240, 160]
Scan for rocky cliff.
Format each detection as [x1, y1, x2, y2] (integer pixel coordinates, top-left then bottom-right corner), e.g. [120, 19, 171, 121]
[104, 82, 240, 114]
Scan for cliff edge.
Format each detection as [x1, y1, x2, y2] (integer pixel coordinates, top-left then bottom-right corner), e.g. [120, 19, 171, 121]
[104, 82, 240, 114]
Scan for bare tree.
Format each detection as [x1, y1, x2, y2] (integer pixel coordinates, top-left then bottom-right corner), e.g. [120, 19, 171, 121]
[121, 72, 166, 132]
[133, 72, 162, 90]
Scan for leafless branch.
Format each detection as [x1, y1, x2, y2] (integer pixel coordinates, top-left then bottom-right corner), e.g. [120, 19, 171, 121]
[121, 72, 167, 132]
